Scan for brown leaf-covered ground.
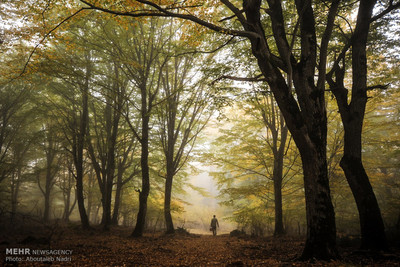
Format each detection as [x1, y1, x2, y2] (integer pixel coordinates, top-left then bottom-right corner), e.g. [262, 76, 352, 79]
[1, 224, 400, 266]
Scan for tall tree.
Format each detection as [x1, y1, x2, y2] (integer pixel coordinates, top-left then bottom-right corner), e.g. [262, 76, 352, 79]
[255, 92, 289, 236]
[40, 45, 94, 229]
[73, 51, 92, 229]
[326, 0, 400, 250]
[86, 59, 126, 230]
[156, 53, 213, 234]
[104, 17, 169, 237]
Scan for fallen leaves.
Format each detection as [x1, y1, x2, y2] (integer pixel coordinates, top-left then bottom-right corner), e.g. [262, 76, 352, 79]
[1, 225, 400, 266]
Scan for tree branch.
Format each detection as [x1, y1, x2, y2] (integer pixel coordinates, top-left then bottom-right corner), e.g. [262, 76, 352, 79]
[366, 84, 390, 90]
[173, 36, 236, 58]
[371, 1, 400, 22]
[220, 0, 247, 25]
[211, 74, 265, 85]
[79, 0, 261, 40]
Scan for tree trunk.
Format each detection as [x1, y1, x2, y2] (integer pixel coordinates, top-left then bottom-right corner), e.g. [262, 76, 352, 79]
[86, 169, 95, 223]
[341, 129, 387, 250]
[345, 0, 386, 251]
[131, 144, 150, 237]
[43, 159, 54, 222]
[273, 114, 288, 236]
[76, 164, 90, 229]
[131, 87, 150, 237]
[112, 181, 123, 225]
[62, 168, 75, 222]
[63, 189, 71, 221]
[74, 56, 91, 230]
[164, 172, 174, 234]
[328, 0, 387, 251]
[273, 167, 284, 236]
[10, 167, 22, 222]
[164, 117, 176, 234]
[298, 143, 337, 260]
[243, 0, 338, 256]
[43, 188, 51, 222]
[248, 36, 338, 260]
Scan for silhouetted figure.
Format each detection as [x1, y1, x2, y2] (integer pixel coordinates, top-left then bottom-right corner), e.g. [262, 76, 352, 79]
[210, 215, 219, 236]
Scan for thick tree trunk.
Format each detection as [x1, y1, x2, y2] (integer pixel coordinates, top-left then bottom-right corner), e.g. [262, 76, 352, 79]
[299, 145, 337, 260]
[164, 172, 174, 234]
[341, 128, 387, 250]
[248, 40, 338, 260]
[273, 167, 284, 236]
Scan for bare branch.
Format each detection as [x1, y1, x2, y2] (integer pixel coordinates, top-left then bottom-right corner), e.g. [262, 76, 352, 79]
[366, 83, 390, 90]
[173, 36, 236, 57]
[371, 1, 400, 22]
[220, 0, 247, 25]
[211, 74, 265, 85]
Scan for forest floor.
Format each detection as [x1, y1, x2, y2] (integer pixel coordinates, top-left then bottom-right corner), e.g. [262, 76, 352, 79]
[1, 222, 400, 266]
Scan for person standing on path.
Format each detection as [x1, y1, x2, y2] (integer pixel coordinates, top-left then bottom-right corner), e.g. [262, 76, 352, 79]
[210, 215, 219, 236]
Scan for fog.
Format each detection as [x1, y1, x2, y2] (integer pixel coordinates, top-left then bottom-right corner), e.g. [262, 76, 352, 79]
[180, 164, 236, 235]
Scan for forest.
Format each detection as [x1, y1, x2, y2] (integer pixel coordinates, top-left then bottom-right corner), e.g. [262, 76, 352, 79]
[0, 0, 400, 265]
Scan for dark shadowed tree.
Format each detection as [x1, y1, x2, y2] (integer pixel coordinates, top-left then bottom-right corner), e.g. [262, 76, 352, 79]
[326, 0, 400, 250]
